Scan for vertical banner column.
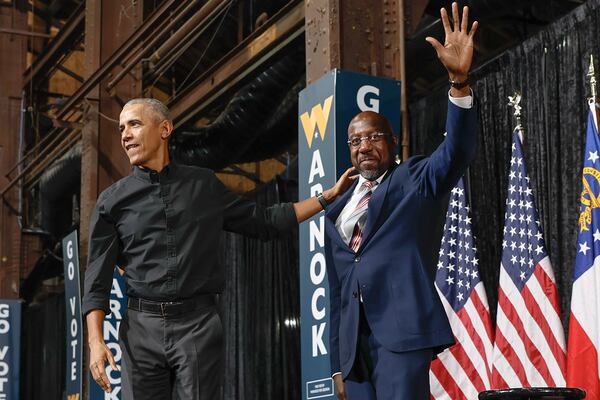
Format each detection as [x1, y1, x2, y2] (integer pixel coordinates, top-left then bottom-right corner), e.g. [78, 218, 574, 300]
[0, 300, 22, 400]
[62, 230, 83, 400]
[89, 270, 127, 400]
[298, 69, 400, 400]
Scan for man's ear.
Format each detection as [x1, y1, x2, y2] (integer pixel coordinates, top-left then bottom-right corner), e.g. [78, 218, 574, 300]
[392, 135, 399, 146]
[161, 120, 174, 140]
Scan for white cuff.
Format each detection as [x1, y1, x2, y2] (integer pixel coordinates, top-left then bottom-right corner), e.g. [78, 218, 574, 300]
[332, 372, 342, 379]
[448, 89, 473, 109]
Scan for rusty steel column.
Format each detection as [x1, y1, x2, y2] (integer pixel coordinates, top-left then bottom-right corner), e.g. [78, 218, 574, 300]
[80, 1, 102, 398]
[304, 0, 340, 85]
[98, 0, 143, 191]
[305, 0, 404, 83]
[305, 0, 409, 156]
[80, 1, 143, 397]
[0, 2, 28, 298]
[81, 0, 144, 259]
[80, 0, 101, 265]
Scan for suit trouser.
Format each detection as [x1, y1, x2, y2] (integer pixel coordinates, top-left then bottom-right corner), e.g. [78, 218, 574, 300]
[119, 303, 223, 400]
[345, 304, 433, 400]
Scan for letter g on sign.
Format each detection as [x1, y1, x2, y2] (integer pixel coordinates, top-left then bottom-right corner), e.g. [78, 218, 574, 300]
[357, 85, 380, 112]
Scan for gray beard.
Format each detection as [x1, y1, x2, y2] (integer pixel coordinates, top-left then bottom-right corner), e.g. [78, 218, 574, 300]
[359, 168, 385, 181]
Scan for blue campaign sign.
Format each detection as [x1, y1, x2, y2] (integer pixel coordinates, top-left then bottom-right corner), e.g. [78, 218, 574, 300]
[298, 69, 400, 399]
[0, 300, 22, 400]
[89, 269, 127, 400]
[62, 230, 83, 400]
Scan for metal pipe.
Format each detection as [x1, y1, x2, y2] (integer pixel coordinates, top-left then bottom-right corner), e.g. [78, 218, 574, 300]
[1, 129, 78, 196]
[17, 92, 25, 229]
[25, 132, 81, 190]
[117, 0, 195, 68]
[145, 1, 230, 82]
[5, 126, 69, 178]
[0, 28, 53, 38]
[106, 0, 218, 90]
[169, 0, 305, 126]
[149, 0, 231, 66]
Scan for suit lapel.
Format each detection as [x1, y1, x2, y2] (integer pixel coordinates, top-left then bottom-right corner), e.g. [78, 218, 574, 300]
[358, 166, 397, 252]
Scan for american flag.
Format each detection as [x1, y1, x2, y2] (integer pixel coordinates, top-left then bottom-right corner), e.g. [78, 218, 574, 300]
[567, 106, 600, 400]
[490, 130, 566, 388]
[430, 177, 494, 399]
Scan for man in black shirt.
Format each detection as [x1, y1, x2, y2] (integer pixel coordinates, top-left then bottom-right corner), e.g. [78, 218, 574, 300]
[82, 98, 355, 399]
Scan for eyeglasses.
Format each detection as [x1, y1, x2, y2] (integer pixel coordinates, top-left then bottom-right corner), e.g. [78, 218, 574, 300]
[347, 132, 392, 148]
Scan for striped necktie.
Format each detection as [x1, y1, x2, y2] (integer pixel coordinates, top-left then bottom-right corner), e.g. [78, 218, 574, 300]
[349, 180, 377, 252]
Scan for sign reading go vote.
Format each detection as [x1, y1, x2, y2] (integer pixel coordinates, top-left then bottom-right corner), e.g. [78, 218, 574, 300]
[0, 299, 21, 400]
[62, 230, 83, 400]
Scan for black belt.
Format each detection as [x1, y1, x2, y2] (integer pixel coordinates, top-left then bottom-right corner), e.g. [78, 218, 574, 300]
[127, 294, 216, 317]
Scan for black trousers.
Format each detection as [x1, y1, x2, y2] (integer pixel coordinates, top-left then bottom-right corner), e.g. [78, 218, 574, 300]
[119, 303, 223, 400]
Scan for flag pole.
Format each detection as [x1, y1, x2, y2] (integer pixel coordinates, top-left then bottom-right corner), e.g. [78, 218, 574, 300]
[508, 92, 524, 140]
[588, 54, 600, 131]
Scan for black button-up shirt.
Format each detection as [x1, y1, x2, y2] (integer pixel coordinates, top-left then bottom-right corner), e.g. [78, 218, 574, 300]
[82, 162, 297, 316]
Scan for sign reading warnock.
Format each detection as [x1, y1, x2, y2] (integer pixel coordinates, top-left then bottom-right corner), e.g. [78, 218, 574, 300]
[298, 69, 400, 399]
[62, 230, 83, 400]
[89, 269, 127, 400]
[0, 299, 21, 400]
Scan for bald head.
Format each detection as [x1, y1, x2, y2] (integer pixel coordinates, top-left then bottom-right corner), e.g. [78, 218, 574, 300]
[348, 111, 394, 137]
[347, 111, 397, 180]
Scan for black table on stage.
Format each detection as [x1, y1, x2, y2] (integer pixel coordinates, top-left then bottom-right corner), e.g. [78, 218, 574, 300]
[479, 388, 586, 400]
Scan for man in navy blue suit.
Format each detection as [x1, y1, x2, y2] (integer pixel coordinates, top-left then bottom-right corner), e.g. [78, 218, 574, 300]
[324, 2, 479, 399]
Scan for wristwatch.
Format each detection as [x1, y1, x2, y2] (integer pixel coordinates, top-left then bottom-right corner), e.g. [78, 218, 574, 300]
[316, 192, 328, 210]
[449, 76, 471, 89]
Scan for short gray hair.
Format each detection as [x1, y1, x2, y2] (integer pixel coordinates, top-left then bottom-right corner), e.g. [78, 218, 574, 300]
[123, 98, 171, 121]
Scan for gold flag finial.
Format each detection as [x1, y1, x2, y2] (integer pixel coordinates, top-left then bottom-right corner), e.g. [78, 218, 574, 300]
[508, 92, 523, 134]
[589, 54, 597, 102]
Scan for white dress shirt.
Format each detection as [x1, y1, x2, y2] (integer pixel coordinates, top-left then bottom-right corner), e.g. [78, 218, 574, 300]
[335, 172, 387, 244]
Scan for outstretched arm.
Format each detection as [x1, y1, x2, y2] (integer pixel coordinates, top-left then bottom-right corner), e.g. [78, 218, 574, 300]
[220, 167, 357, 238]
[408, 2, 478, 198]
[293, 167, 357, 223]
[425, 2, 478, 98]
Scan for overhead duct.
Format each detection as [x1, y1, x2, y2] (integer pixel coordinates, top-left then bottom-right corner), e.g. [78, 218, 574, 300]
[170, 45, 304, 170]
[39, 143, 81, 239]
[236, 78, 303, 163]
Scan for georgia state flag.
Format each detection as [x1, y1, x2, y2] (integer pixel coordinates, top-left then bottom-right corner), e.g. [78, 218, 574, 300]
[567, 104, 600, 400]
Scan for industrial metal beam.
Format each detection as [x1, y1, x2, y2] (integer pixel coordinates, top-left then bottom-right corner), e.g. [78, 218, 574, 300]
[107, 0, 231, 91]
[0, 28, 53, 38]
[169, 0, 304, 127]
[54, 0, 183, 120]
[143, 0, 235, 83]
[1, 128, 78, 196]
[22, 3, 84, 85]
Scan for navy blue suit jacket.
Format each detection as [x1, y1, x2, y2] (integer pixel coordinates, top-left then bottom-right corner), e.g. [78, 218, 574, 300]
[324, 100, 478, 378]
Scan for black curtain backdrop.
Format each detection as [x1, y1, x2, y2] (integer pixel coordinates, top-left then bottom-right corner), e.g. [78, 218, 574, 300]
[409, 0, 600, 329]
[220, 175, 301, 400]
